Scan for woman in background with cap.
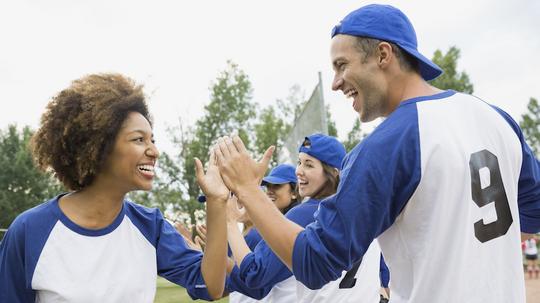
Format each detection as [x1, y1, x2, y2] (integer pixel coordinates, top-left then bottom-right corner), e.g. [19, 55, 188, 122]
[224, 133, 381, 302]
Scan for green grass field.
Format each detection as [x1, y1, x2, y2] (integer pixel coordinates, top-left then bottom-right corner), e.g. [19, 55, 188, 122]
[155, 277, 229, 303]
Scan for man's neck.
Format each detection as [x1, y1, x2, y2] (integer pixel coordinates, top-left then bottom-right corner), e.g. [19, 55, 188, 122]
[388, 72, 443, 111]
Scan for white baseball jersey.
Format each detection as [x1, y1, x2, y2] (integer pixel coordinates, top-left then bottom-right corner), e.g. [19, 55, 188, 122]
[292, 91, 540, 303]
[296, 240, 381, 303]
[0, 195, 212, 302]
[229, 198, 382, 302]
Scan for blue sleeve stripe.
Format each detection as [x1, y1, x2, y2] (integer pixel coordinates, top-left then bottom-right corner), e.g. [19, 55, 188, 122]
[226, 265, 272, 299]
[125, 203, 212, 301]
[291, 103, 422, 289]
[0, 197, 61, 302]
[236, 202, 319, 290]
[489, 105, 540, 233]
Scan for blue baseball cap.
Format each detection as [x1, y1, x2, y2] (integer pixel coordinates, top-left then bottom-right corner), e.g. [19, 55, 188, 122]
[331, 4, 443, 81]
[298, 133, 346, 169]
[262, 164, 297, 185]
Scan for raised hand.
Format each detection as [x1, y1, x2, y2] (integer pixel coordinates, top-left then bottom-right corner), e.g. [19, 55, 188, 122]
[195, 224, 207, 251]
[195, 149, 229, 202]
[226, 195, 246, 224]
[175, 222, 203, 252]
[214, 135, 274, 195]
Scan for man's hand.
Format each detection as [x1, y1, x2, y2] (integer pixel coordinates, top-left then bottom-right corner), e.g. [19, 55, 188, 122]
[214, 135, 274, 195]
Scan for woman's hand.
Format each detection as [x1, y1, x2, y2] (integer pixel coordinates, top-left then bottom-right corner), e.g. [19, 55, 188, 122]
[195, 149, 229, 203]
[214, 135, 274, 195]
[226, 195, 246, 224]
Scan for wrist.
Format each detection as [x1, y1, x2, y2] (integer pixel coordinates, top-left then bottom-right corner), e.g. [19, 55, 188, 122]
[227, 222, 239, 230]
[205, 195, 228, 204]
[235, 185, 263, 204]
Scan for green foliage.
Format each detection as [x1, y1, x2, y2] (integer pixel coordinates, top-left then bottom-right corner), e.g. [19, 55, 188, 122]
[342, 119, 366, 152]
[146, 61, 257, 225]
[0, 125, 63, 229]
[520, 97, 540, 156]
[326, 104, 338, 137]
[253, 106, 287, 167]
[429, 46, 474, 93]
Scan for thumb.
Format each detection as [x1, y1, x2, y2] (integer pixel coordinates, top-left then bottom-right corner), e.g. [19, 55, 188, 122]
[194, 157, 204, 183]
[260, 145, 275, 167]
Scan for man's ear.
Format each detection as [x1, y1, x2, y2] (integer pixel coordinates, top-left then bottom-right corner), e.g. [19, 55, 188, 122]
[377, 42, 394, 67]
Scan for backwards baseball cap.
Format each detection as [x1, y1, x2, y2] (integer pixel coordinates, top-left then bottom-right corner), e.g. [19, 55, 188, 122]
[262, 164, 297, 185]
[331, 4, 443, 81]
[298, 133, 346, 169]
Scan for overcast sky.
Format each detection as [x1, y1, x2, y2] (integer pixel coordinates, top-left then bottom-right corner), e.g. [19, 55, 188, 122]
[1, 0, 539, 154]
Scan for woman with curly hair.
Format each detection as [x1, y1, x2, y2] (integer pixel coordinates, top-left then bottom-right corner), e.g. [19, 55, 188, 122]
[0, 73, 229, 302]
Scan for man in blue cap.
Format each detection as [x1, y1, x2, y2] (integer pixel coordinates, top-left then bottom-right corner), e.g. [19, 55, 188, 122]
[210, 4, 540, 302]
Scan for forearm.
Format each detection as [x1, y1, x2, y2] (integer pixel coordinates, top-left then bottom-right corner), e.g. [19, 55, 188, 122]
[227, 221, 252, 266]
[201, 198, 228, 299]
[236, 186, 303, 270]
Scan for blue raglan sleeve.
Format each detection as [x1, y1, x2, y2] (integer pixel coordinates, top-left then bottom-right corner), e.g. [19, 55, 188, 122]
[0, 217, 36, 303]
[292, 106, 422, 289]
[244, 228, 262, 250]
[225, 228, 272, 300]
[491, 106, 540, 233]
[228, 202, 319, 294]
[154, 211, 213, 301]
[379, 254, 390, 288]
[226, 265, 273, 300]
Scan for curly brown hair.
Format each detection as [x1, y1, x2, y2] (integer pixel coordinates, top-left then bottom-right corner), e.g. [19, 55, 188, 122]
[30, 73, 152, 190]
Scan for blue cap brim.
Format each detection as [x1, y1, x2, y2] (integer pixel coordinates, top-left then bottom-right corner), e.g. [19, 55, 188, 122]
[399, 45, 443, 81]
[262, 176, 291, 185]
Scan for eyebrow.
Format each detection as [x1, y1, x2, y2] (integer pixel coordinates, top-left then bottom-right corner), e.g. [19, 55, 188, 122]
[128, 129, 154, 137]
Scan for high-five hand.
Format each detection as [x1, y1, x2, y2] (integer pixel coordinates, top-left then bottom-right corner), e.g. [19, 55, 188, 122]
[195, 149, 229, 203]
[214, 135, 274, 195]
[226, 195, 246, 224]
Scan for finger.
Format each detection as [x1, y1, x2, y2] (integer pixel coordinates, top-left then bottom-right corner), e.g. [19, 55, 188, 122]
[194, 236, 205, 251]
[260, 145, 275, 167]
[175, 222, 192, 239]
[196, 225, 207, 241]
[224, 135, 238, 155]
[214, 145, 225, 167]
[194, 157, 205, 183]
[217, 137, 231, 158]
[232, 135, 248, 154]
[181, 233, 195, 246]
[196, 235, 206, 246]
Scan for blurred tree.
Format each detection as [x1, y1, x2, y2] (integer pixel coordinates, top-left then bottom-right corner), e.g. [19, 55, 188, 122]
[136, 61, 256, 227]
[520, 97, 540, 156]
[342, 119, 367, 152]
[429, 46, 474, 93]
[0, 125, 62, 232]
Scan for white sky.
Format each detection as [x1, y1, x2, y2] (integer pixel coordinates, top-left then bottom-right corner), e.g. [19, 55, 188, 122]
[1, 0, 539, 154]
